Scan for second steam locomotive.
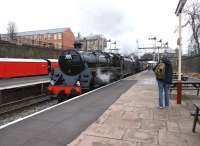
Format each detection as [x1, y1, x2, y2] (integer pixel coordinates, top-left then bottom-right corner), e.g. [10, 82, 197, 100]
[48, 49, 141, 102]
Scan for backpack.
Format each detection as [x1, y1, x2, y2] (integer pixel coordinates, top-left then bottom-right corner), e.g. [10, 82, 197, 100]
[155, 63, 165, 79]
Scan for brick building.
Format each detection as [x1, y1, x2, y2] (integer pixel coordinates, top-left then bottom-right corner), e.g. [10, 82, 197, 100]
[1, 27, 75, 49]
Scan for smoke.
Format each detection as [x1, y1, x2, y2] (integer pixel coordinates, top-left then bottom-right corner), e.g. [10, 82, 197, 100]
[96, 68, 112, 83]
[77, 0, 135, 54]
[117, 33, 138, 55]
[80, 9, 132, 36]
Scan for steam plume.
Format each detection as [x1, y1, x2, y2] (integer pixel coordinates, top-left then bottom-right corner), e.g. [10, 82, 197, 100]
[96, 68, 112, 83]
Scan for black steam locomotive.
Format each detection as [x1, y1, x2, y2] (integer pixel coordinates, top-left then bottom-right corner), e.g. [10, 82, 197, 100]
[47, 49, 140, 102]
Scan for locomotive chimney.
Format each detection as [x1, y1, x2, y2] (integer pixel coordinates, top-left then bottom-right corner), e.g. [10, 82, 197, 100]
[74, 41, 82, 50]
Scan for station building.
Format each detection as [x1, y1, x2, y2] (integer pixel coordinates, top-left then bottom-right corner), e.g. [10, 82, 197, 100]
[76, 34, 107, 51]
[1, 27, 75, 50]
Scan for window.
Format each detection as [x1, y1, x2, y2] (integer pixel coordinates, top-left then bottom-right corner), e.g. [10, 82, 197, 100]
[54, 43, 58, 48]
[44, 34, 47, 40]
[58, 42, 62, 48]
[54, 34, 57, 40]
[58, 33, 62, 39]
[40, 35, 43, 40]
[48, 34, 51, 40]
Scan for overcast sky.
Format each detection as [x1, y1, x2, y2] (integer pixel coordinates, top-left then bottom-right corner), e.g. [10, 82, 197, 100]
[0, 0, 191, 55]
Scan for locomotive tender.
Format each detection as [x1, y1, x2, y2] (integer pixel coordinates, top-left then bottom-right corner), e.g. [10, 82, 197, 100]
[48, 49, 140, 102]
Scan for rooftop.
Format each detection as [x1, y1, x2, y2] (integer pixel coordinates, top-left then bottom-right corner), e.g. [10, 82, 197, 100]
[1, 27, 71, 37]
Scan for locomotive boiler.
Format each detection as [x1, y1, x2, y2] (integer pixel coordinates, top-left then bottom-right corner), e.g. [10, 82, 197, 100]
[47, 49, 137, 102]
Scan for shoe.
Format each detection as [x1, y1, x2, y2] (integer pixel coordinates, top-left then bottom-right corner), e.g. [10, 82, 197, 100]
[159, 106, 164, 109]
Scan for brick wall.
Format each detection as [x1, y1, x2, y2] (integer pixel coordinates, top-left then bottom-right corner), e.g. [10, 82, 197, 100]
[62, 29, 75, 49]
[5, 28, 75, 50]
[0, 41, 62, 58]
[182, 55, 200, 73]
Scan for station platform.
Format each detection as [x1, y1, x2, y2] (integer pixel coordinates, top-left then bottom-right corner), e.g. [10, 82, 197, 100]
[68, 71, 200, 146]
[0, 76, 49, 90]
[0, 73, 136, 146]
[0, 71, 200, 146]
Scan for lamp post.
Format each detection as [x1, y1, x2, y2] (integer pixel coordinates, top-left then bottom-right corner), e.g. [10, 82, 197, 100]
[83, 37, 88, 51]
[164, 42, 168, 52]
[106, 39, 111, 50]
[109, 41, 117, 53]
[175, 0, 187, 104]
[157, 39, 162, 62]
[149, 37, 158, 61]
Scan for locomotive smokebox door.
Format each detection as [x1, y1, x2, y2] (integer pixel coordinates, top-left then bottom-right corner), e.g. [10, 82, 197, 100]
[59, 49, 85, 76]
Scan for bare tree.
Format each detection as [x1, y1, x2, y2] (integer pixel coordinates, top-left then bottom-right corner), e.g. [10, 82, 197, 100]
[183, 0, 200, 54]
[7, 21, 17, 41]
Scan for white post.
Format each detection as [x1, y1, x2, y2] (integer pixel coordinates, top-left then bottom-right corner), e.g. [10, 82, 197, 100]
[158, 46, 160, 62]
[102, 39, 104, 50]
[178, 13, 182, 81]
[154, 39, 158, 62]
[176, 12, 182, 104]
[158, 39, 162, 62]
[175, 0, 187, 104]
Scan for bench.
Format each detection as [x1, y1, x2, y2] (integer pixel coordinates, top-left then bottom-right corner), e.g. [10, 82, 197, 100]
[191, 104, 200, 132]
[172, 73, 188, 81]
[170, 81, 200, 96]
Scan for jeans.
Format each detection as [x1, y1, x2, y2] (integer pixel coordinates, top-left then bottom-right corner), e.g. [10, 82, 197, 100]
[157, 80, 170, 107]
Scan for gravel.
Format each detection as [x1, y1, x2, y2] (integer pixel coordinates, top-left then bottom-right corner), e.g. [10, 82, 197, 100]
[0, 100, 57, 126]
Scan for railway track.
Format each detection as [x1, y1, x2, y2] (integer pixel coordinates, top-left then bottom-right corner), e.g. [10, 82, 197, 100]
[0, 94, 53, 115]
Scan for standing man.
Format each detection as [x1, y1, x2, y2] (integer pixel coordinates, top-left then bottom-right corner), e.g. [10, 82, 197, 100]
[154, 56, 173, 108]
